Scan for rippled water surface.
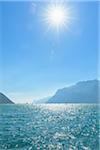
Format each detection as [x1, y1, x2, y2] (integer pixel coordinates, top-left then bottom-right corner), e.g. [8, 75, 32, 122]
[0, 104, 99, 150]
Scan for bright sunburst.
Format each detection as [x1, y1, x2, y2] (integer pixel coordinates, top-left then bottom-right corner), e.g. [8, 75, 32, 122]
[42, 3, 74, 33]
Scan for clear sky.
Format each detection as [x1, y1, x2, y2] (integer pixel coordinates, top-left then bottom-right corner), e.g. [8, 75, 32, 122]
[0, 1, 99, 103]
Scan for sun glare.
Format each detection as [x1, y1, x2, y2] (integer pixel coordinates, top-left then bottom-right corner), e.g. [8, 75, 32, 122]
[42, 3, 74, 33]
[47, 6, 66, 28]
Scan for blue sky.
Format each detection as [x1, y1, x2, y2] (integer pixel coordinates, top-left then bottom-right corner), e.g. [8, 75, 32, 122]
[0, 1, 99, 103]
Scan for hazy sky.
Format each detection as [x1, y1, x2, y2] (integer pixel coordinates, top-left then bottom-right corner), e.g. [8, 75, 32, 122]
[0, 1, 98, 103]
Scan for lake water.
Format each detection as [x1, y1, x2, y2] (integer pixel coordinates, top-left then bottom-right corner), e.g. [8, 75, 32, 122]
[0, 104, 99, 150]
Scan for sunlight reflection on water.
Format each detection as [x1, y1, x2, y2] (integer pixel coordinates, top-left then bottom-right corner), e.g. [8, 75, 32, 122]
[0, 104, 99, 150]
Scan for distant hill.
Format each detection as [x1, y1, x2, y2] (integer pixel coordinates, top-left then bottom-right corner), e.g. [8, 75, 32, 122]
[0, 93, 14, 104]
[33, 96, 51, 103]
[48, 79, 99, 103]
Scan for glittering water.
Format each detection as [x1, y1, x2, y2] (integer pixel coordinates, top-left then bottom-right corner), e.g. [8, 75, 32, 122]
[0, 104, 99, 150]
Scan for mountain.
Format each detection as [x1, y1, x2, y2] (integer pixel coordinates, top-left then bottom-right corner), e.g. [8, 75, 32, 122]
[48, 79, 99, 103]
[0, 93, 14, 104]
[33, 96, 51, 103]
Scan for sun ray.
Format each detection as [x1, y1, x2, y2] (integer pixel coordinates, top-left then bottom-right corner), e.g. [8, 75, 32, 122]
[42, 2, 75, 34]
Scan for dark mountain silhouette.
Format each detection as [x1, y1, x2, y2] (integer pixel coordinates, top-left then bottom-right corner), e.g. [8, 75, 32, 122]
[0, 93, 14, 104]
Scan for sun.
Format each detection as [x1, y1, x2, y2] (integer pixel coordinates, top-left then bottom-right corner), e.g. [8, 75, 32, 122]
[47, 5, 66, 28]
[42, 3, 74, 33]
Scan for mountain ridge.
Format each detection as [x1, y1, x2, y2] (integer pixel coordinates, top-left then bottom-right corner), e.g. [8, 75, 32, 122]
[0, 93, 14, 104]
[48, 79, 99, 103]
